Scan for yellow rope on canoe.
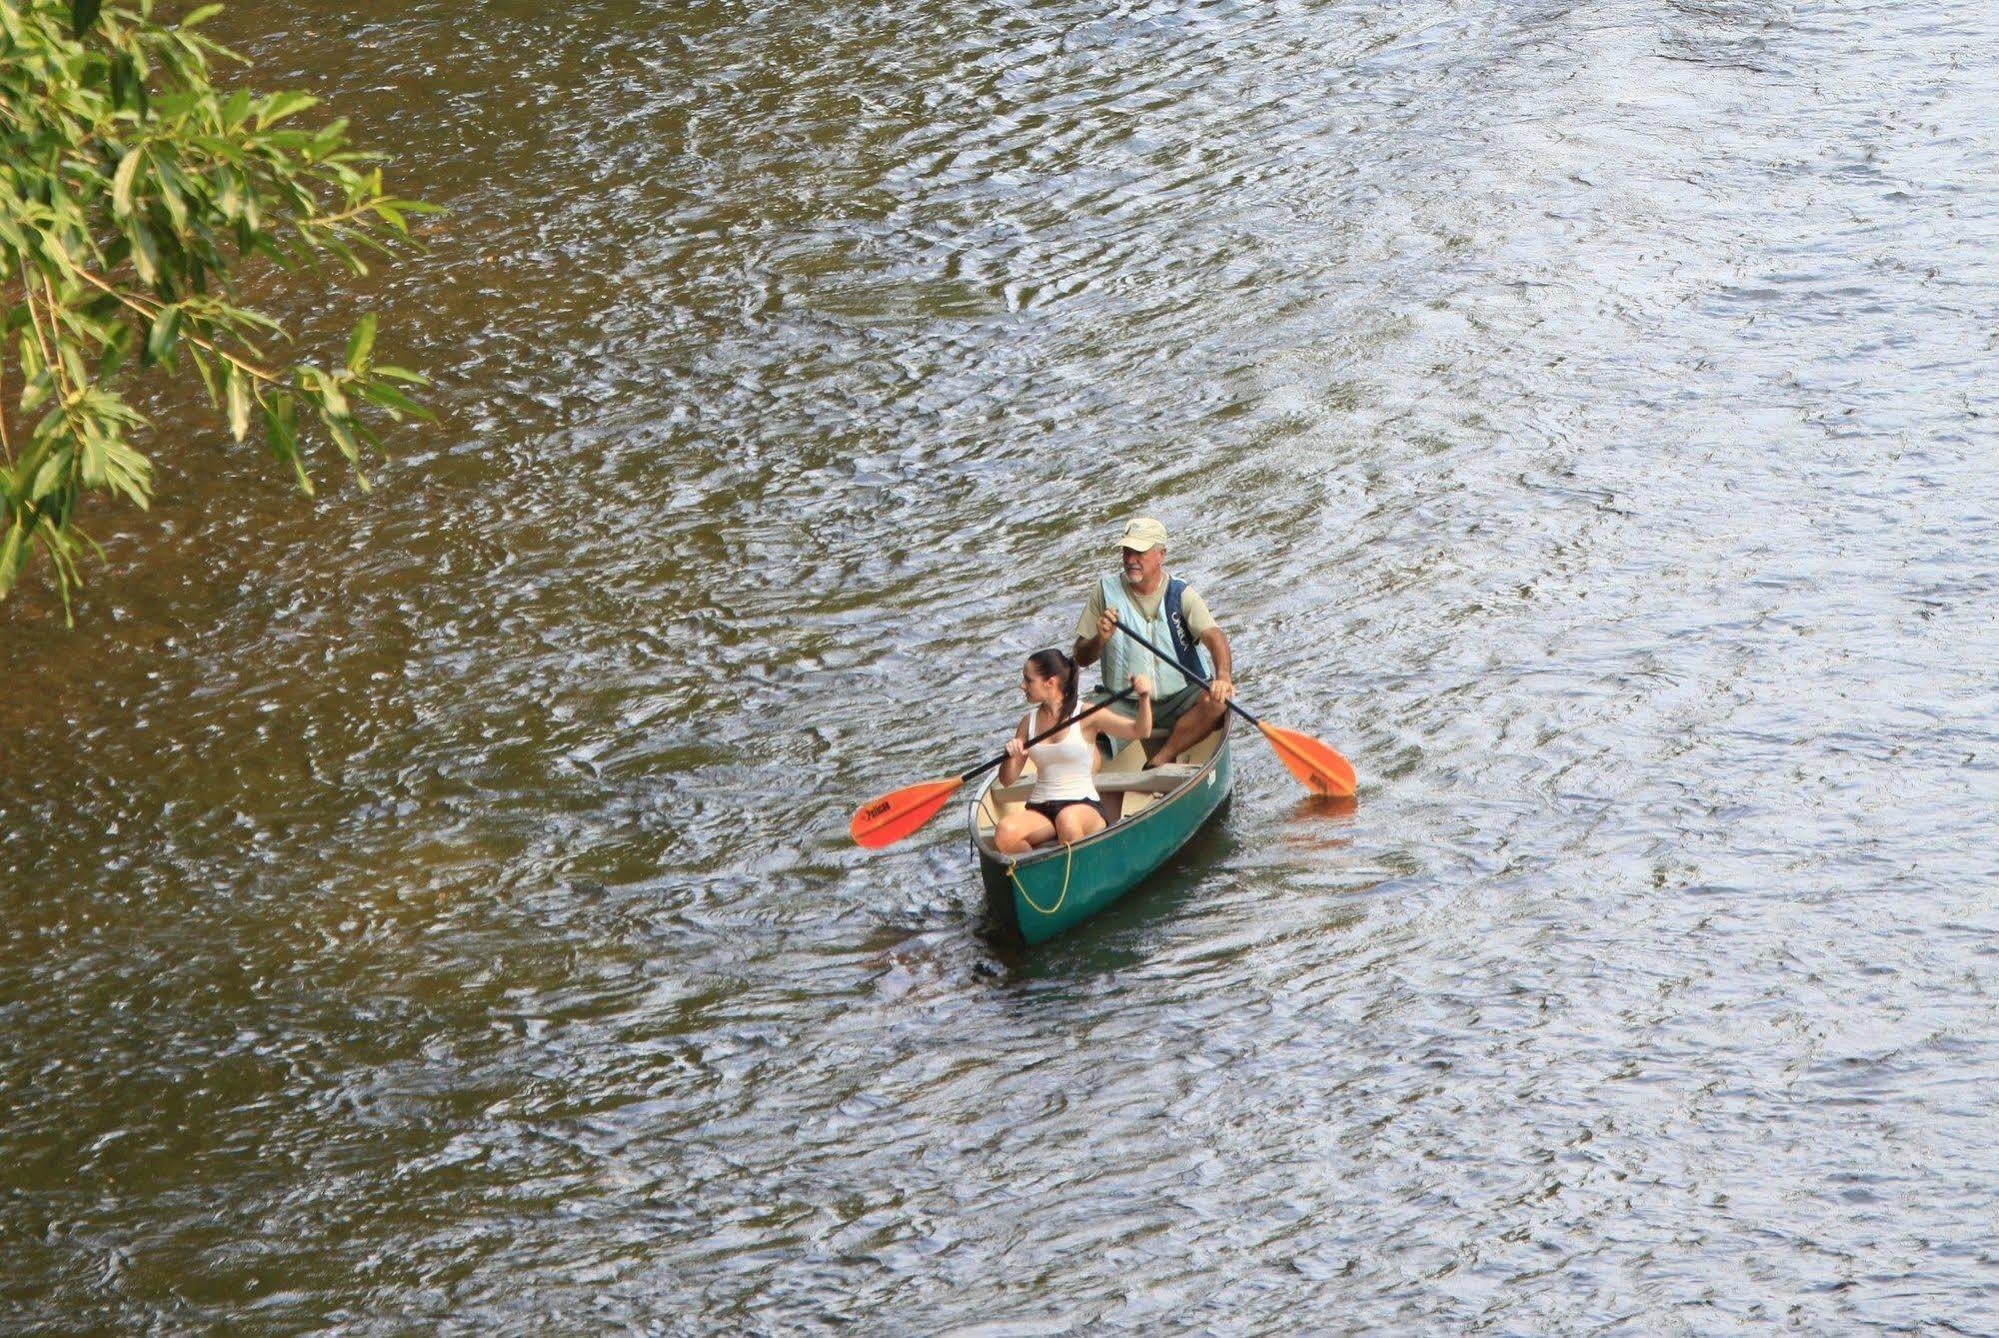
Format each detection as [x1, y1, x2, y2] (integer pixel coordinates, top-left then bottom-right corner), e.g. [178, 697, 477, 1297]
[1009, 840, 1075, 918]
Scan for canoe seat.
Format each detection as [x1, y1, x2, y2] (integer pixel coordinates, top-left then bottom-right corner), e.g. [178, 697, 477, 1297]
[987, 764, 1201, 806]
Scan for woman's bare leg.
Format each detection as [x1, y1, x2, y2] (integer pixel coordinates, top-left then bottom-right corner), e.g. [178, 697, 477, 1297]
[1053, 804, 1107, 844]
[995, 811, 1057, 854]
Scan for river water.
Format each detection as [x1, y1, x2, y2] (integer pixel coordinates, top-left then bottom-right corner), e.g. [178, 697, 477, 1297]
[6, 0, 1999, 1329]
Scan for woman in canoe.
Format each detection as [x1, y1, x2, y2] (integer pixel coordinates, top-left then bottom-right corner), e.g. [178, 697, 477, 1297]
[993, 649, 1153, 854]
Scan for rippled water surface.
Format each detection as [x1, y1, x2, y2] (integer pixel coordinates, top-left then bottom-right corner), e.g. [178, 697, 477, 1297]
[7, 0, 1999, 1329]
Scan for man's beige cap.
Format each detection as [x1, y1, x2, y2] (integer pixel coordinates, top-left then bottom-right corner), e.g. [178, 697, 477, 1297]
[1116, 516, 1169, 552]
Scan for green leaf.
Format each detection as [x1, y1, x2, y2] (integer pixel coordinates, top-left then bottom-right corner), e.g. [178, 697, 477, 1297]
[355, 379, 433, 422]
[110, 53, 148, 114]
[128, 221, 161, 285]
[187, 345, 220, 406]
[112, 148, 145, 218]
[0, 525, 29, 599]
[191, 134, 247, 165]
[317, 374, 350, 420]
[261, 395, 312, 495]
[80, 433, 107, 488]
[215, 171, 243, 221]
[145, 304, 181, 366]
[100, 439, 154, 508]
[257, 91, 318, 128]
[225, 363, 249, 441]
[29, 448, 73, 503]
[58, 344, 88, 392]
[152, 157, 193, 230]
[373, 365, 429, 385]
[181, 3, 224, 26]
[97, 323, 135, 380]
[72, 0, 102, 36]
[18, 331, 44, 385]
[326, 413, 362, 471]
[212, 305, 283, 335]
[344, 312, 376, 374]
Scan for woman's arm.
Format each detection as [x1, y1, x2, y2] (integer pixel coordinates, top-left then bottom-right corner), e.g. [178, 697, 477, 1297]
[1091, 674, 1154, 741]
[996, 719, 1030, 786]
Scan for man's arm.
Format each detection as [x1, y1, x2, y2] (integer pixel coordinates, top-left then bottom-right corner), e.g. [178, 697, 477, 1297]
[1075, 606, 1117, 668]
[1200, 626, 1234, 704]
[1073, 587, 1109, 667]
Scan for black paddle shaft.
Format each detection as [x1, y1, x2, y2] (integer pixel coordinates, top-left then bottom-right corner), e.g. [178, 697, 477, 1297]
[1110, 617, 1263, 729]
[959, 688, 1137, 784]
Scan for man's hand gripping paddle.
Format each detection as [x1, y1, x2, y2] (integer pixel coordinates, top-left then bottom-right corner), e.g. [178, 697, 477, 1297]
[1113, 619, 1356, 798]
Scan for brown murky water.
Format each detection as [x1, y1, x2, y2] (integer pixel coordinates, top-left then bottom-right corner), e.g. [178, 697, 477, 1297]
[6, 0, 1999, 1329]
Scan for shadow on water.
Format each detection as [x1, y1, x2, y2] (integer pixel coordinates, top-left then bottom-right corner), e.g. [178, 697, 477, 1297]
[1288, 792, 1360, 824]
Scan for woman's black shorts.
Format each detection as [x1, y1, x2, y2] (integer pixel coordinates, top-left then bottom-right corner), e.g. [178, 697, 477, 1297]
[1026, 797, 1107, 825]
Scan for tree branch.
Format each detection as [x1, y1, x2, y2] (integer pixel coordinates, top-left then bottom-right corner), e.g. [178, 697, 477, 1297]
[69, 264, 284, 385]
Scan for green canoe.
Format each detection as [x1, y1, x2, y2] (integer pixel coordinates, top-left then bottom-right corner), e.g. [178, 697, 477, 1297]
[968, 716, 1233, 947]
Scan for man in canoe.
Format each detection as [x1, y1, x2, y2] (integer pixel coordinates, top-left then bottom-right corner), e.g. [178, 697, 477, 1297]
[1072, 516, 1235, 768]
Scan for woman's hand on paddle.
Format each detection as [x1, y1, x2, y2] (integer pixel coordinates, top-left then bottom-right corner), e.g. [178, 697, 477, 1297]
[996, 727, 1030, 788]
[1206, 675, 1234, 707]
[1095, 677, 1154, 742]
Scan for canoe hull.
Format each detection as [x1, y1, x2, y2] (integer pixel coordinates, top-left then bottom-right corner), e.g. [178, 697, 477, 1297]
[971, 722, 1233, 948]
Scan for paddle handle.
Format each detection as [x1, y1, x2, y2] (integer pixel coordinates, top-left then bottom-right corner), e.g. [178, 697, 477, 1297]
[959, 688, 1138, 784]
[1108, 617, 1262, 729]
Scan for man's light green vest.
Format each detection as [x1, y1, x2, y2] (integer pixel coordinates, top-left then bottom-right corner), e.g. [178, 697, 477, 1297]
[1098, 573, 1210, 700]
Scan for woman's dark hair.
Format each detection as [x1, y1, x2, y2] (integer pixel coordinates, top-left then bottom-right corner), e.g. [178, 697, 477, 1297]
[1026, 648, 1080, 723]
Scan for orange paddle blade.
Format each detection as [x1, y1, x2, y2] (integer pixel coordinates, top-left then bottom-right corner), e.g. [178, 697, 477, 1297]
[1256, 721, 1357, 798]
[849, 776, 967, 848]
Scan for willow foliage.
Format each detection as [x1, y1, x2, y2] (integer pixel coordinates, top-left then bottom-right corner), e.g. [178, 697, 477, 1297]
[0, 0, 436, 617]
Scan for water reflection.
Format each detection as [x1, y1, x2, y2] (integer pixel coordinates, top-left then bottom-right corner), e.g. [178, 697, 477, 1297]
[7, 0, 1999, 1329]
[1289, 793, 1362, 825]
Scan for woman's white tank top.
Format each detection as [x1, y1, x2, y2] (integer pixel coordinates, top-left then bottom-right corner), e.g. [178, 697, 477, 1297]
[1023, 709, 1100, 803]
